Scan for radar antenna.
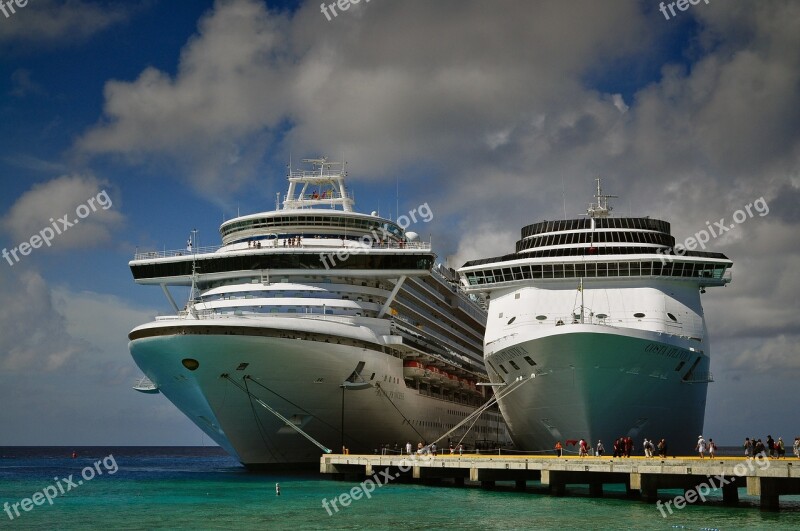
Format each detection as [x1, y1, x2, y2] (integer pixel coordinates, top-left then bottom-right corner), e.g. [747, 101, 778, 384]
[586, 178, 617, 218]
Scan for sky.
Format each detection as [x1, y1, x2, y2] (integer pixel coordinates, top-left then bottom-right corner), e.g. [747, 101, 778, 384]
[0, 0, 798, 447]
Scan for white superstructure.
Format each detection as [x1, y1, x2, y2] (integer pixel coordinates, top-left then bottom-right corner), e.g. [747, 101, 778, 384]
[129, 159, 509, 467]
[458, 180, 732, 453]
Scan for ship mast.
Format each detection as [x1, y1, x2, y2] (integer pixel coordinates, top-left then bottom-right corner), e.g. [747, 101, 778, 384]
[283, 157, 354, 211]
[586, 178, 617, 218]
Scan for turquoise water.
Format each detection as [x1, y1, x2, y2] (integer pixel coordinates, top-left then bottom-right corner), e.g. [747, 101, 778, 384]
[2, 447, 799, 530]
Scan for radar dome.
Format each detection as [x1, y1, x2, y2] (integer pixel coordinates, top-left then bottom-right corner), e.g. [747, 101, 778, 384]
[405, 231, 419, 241]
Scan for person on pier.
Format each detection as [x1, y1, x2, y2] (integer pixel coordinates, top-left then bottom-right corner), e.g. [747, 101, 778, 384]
[696, 435, 707, 458]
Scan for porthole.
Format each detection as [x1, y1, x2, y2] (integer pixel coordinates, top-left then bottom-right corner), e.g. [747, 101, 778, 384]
[667, 313, 677, 322]
[634, 312, 646, 318]
[182, 358, 200, 371]
[596, 313, 608, 319]
[507, 316, 516, 325]
[536, 315, 547, 321]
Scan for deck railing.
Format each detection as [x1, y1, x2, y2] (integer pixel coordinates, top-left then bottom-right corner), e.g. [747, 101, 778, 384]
[133, 239, 432, 261]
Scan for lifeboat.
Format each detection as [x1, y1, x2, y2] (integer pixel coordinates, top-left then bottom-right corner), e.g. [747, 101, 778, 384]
[425, 365, 444, 384]
[402, 360, 426, 380]
[442, 372, 460, 388]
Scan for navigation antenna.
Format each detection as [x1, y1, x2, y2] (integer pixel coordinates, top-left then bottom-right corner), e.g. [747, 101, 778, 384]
[586, 178, 617, 218]
[187, 229, 199, 318]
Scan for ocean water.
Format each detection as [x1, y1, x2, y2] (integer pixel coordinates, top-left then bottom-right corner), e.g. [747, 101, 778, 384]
[1, 447, 799, 530]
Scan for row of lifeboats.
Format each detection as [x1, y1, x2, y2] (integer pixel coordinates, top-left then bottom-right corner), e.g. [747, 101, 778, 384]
[403, 361, 482, 393]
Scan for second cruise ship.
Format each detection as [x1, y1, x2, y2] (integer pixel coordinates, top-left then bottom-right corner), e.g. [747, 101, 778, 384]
[458, 180, 732, 453]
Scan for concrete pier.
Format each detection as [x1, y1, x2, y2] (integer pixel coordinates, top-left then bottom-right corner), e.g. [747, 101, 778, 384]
[320, 454, 800, 512]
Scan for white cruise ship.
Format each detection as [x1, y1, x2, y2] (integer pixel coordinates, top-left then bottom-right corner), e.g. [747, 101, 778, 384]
[129, 158, 508, 467]
[458, 180, 732, 453]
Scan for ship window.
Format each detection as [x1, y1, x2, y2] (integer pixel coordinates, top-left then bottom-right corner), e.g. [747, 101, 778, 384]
[509, 360, 520, 370]
[674, 361, 686, 372]
[536, 315, 547, 321]
[667, 313, 677, 322]
[523, 356, 537, 366]
[182, 358, 199, 371]
[236, 363, 249, 371]
[498, 312, 503, 318]
[515, 293, 520, 299]
[634, 312, 645, 318]
[507, 317, 516, 325]
[499, 364, 509, 374]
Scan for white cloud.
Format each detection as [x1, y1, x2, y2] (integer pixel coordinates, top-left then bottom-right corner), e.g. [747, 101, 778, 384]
[448, 222, 517, 273]
[1, 174, 124, 252]
[0, 0, 134, 46]
[9, 68, 45, 97]
[725, 334, 800, 373]
[76, 0, 648, 193]
[0, 268, 203, 445]
[0, 268, 82, 371]
[611, 93, 629, 113]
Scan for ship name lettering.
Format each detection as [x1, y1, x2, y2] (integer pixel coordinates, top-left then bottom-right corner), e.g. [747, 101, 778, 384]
[644, 343, 692, 361]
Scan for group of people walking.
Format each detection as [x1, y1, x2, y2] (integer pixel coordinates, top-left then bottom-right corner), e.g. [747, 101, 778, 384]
[743, 435, 800, 458]
[694, 435, 718, 458]
[552, 437, 668, 458]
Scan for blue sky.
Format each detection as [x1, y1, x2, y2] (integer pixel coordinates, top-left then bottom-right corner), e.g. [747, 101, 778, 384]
[1, 0, 798, 447]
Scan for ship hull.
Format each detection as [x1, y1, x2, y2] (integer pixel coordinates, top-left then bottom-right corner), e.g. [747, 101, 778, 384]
[486, 325, 709, 455]
[130, 318, 504, 467]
